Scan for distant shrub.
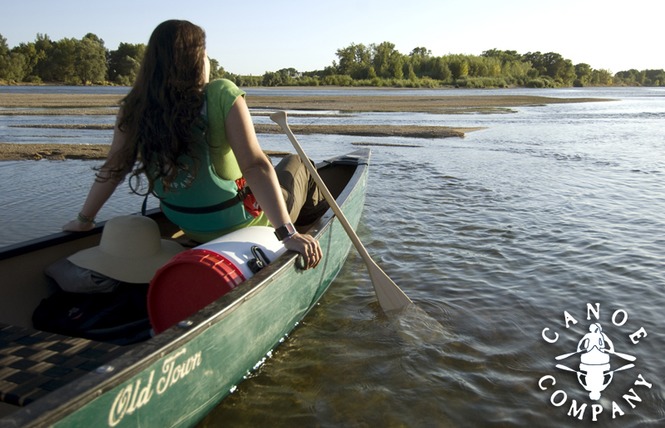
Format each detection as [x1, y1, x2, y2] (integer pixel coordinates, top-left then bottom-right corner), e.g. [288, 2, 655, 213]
[456, 77, 509, 88]
[322, 74, 354, 86]
[297, 76, 320, 86]
[525, 78, 557, 88]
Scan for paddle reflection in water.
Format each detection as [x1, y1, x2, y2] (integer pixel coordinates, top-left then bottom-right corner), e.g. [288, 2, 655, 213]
[390, 303, 453, 344]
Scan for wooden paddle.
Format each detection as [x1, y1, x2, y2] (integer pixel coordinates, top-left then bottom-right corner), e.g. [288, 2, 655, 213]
[270, 111, 413, 312]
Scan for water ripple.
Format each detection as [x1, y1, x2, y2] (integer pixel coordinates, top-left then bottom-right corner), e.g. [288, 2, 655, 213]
[2, 87, 664, 427]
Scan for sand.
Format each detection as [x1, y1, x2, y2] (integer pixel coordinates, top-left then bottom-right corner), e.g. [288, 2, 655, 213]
[0, 90, 606, 161]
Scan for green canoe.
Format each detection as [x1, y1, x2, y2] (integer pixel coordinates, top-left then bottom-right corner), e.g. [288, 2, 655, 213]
[0, 149, 370, 427]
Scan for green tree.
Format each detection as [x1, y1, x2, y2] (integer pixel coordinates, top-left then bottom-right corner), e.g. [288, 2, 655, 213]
[33, 34, 106, 84]
[0, 35, 36, 82]
[406, 62, 417, 81]
[12, 42, 43, 81]
[482, 49, 522, 64]
[543, 52, 575, 85]
[0, 34, 8, 57]
[44, 37, 78, 82]
[372, 42, 403, 78]
[5, 52, 27, 81]
[389, 52, 404, 79]
[335, 43, 371, 79]
[0, 35, 28, 82]
[501, 60, 532, 85]
[367, 65, 377, 79]
[261, 68, 299, 86]
[430, 57, 452, 81]
[447, 55, 469, 79]
[209, 57, 225, 80]
[590, 69, 613, 85]
[408, 47, 431, 76]
[574, 63, 592, 86]
[614, 68, 665, 86]
[76, 33, 107, 84]
[643, 69, 665, 86]
[466, 56, 501, 77]
[486, 57, 502, 77]
[615, 69, 642, 85]
[0, 34, 10, 80]
[482, 50, 532, 84]
[522, 51, 547, 75]
[522, 51, 575, 85]
[32, 34, 54, 80]
[108, 42, 145, 85]
[261, 71, 280, 86]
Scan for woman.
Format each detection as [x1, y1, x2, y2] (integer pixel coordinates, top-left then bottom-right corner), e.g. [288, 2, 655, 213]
[64, 20, 325, 269]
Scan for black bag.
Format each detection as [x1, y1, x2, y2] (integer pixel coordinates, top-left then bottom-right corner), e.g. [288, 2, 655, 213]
[32, 284, 152, 345]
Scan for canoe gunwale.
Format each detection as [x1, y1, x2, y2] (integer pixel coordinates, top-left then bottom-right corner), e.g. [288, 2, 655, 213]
[0, 148, 370, 427]
[0, 220, 106, 262]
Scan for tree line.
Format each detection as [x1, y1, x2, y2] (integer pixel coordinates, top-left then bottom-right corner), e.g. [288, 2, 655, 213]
[1, 33, 663, 88]
[0, 33, 226, 86]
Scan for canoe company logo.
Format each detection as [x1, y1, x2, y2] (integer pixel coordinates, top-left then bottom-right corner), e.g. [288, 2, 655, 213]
[538, 303, 653, 422]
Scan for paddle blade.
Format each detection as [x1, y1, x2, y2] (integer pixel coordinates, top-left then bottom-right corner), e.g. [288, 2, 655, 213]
[612, 363, 635, 373]
[555, 364, 581, 375]
[555, 350, 581, 361]
[607, 350, 636, 362]
[368, 262, 413, 312]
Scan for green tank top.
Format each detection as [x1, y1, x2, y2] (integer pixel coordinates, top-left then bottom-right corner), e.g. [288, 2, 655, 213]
[153, 79, 269, 242]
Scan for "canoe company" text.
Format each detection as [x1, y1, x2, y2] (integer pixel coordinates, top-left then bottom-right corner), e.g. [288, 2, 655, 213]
[538, 303, 652, 422]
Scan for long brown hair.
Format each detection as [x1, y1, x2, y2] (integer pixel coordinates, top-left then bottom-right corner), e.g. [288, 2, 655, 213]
[100, 20, 207, 193]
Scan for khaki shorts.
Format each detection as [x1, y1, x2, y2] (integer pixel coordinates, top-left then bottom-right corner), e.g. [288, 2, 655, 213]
[275, 154, 328, 225]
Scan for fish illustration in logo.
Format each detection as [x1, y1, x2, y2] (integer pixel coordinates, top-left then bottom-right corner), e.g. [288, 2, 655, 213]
[555, 323, 636, 400]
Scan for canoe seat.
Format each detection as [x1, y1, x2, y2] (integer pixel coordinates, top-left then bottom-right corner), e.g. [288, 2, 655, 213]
[0, 323, 125, 407]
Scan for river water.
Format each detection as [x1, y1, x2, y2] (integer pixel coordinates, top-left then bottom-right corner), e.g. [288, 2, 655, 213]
[1, 86, 664, 427]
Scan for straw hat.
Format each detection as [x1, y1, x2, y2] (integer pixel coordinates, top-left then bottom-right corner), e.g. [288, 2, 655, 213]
[68, 215, 184, 284]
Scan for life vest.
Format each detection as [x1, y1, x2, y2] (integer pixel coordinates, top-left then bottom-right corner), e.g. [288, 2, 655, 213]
[153, 134, 261, 235]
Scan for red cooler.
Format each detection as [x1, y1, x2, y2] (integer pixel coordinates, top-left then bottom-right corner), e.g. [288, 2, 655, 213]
[148, 226, 286, 333]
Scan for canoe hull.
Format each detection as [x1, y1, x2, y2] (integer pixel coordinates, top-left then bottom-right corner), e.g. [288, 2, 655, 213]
[1, 150, 369, 428]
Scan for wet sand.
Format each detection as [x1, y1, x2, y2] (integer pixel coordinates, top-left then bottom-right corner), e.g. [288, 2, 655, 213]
[0, 91, 606, 113]
[0, 143, 111, 160]
[0, 143, 291, 161]
[0, 91, 606, 161]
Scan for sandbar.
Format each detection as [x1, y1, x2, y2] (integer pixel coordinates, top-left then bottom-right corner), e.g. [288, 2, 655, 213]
[0, 91, 607, 161]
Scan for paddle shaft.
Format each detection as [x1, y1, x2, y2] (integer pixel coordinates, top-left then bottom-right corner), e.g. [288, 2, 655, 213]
[558, 348, 636, 362]
[557, 363, 634, 375]
[270, 111, 412, 311]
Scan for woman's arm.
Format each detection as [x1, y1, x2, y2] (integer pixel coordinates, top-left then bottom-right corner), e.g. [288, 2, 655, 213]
[62, 116, 129, 232]
[225, 97, 322, 269]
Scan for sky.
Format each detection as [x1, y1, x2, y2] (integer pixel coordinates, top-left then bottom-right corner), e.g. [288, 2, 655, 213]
[1, 0, 663, 75]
